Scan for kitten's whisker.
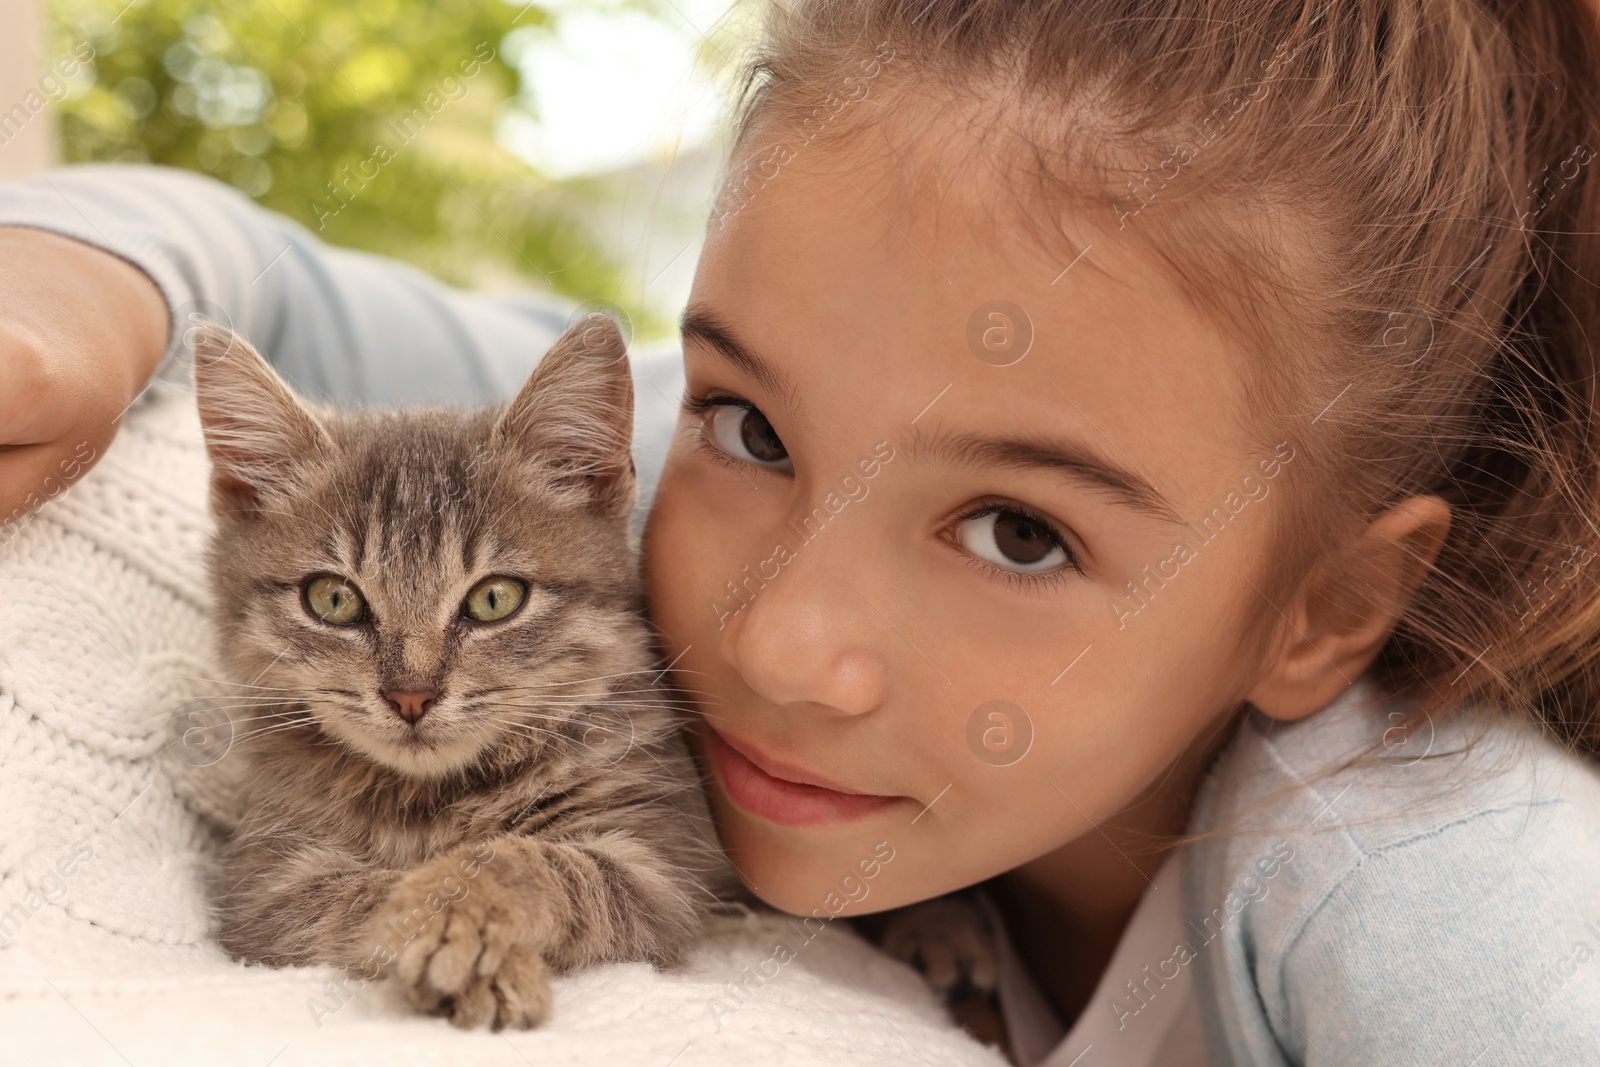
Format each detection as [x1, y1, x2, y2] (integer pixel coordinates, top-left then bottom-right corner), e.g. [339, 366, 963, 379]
[483, 671, 716, 697]
[160, 694, 315, 704]
[227, 731, 310, 747]
[601, 686, 725, 704]
[141, 702, 312, 725]
[487, 722, 566, 745]
[487, 705, 687, 722]
[493, 685, 684, 696]
[176, 713, 312, 733]
[491, 693, 722, 711]
[469, 668, 682, 694]
[232, 710, 316, 728]
[471, 711, 565, 732]
[154, 690, 324, 705]
[485, 687, 711, 703]
[530, 697, 702, 710]
[230, 722, 318, 745]
[481, 707, 575, 729]
[465, 680, 725, 715]
[657, 666, 715, 679]
[160, 697, 312, 705]
[144, 701, 298, 719]
[181, 714, 304, 732]
[483, 707, 635, 741]
[484, 717, 563, 736]
[172, 674, 323, 691]
[491, 698, 692, 709]
[163, 682, 333, 699]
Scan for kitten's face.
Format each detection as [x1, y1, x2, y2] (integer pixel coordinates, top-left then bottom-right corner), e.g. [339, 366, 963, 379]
[193, 318, 645, 779]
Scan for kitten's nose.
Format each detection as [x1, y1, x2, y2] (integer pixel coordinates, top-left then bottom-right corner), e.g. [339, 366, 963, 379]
[383, 689, 437, 724]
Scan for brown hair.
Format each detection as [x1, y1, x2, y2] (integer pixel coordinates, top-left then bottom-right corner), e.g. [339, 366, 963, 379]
[723, 0, 1600, 763]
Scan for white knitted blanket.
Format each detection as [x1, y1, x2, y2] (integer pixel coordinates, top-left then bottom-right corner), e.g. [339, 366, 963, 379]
[0, 385, 1007, 1067]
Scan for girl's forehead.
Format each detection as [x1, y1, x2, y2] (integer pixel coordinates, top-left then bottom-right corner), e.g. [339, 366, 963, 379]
[691, 142, 1261, 510]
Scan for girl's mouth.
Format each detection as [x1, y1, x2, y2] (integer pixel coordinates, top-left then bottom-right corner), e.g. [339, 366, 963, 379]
[704, 724, 905, 827]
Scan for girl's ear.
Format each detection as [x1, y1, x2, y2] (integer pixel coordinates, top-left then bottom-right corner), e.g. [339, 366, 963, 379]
[191, 323, 333, 522]
[1246, 495, 1453, 721]
[492, 314, 636, 518]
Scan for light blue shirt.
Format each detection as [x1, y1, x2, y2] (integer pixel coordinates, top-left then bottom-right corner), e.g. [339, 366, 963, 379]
[4, 164, 1597, 1065]
[1186, 675, 1600, 1064]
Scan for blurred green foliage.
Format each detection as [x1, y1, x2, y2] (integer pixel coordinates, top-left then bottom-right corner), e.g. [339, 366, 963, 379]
[48, 0, 657, 328]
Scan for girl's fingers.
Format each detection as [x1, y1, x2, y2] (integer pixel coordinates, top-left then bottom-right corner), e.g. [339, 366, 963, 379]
[0, 325, 61, 447]
[0, 435, 109, 531]
[0, 227, 169, 451]
[0, 447, 69, 529]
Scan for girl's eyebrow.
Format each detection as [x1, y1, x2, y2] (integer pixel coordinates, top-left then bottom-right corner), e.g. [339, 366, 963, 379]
[904, 424, 1187, 527]
[679, 307, 801, 415]
[679, 305, 1182, 525]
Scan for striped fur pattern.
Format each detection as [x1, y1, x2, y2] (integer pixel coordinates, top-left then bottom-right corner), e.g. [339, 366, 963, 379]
[191, 318, 730, 1030]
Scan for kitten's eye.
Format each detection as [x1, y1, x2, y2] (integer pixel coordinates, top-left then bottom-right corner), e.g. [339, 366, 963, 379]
[304, 575, 367, 625]
[953, 506, 1075, 573]
[463, 576, 526, 623]
[707, 402, 793, 472]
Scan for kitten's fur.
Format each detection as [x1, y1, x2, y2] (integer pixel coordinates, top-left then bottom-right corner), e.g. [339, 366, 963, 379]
[191, 317, 729, 1030]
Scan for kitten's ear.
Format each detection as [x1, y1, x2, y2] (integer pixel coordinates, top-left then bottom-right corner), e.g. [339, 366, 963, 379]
[191, 323, 333, 522]
[493, 314, 636, 516]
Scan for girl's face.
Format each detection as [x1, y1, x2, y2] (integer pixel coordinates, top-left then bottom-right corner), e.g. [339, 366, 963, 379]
[642, 121, 1293, 916]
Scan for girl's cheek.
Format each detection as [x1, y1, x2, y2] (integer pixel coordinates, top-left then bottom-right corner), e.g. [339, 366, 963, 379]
[646, 461, 756, 644]
[643, 470, 707, 624]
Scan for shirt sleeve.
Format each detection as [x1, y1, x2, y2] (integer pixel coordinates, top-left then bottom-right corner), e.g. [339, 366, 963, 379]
[0, 162, 575, 406]
[1273, 798, 1600, 1066]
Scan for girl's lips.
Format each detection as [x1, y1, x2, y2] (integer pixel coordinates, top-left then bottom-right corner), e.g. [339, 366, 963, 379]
[704, 724, 904, 827]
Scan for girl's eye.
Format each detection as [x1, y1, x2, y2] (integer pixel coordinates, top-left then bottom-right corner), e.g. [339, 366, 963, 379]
[953, 506, 1079, 575]
[705, 401, 793, 472]
[304, 575, 366, 625]
[462, 576, 526, 623]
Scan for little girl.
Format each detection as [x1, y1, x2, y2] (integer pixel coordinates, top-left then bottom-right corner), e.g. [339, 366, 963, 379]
[2, 0, 1598, 1062]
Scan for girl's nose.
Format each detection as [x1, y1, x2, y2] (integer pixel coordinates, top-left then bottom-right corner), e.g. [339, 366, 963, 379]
[718, 548, 890, 717]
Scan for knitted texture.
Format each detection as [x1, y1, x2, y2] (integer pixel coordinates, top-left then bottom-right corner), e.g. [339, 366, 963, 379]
[0, 386, 1006, 1065]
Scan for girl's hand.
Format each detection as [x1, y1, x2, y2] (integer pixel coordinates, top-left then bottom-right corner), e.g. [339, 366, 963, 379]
[0, 226, 168, 529]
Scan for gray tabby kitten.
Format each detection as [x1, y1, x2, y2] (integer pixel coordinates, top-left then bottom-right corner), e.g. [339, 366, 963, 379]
[190, 317, 728, 1031]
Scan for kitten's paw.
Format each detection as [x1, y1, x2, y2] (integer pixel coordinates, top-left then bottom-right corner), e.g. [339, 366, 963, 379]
[880, 894, 999, 999]
[442, 942, 553, 1031]
[368, 859, 552, 1030]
